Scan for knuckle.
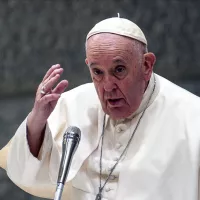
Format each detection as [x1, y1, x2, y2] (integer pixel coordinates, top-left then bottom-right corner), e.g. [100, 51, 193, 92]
[38, 83, 43, 89]
[42, 96, 47, 102]
[52, 69, 60, 76]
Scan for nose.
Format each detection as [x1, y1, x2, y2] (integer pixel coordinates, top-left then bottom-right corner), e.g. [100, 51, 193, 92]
[103, 75, 117, 92]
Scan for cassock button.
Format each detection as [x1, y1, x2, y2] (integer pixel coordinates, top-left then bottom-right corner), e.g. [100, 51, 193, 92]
[109, 175, 116, 180]
[116, 126, 122, 133]
[116, 143, 122, 149]
[113, 156, 119, 161]
[116, 124, 127, 133]
[105, 187, 111, 192]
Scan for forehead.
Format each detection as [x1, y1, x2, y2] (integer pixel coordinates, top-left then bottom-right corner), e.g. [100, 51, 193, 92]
[86, 33, 134, 51]
[86, 33, 138, 64]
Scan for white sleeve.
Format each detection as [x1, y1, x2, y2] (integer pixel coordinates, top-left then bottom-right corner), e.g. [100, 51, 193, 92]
[6, 117, 55, 187]
[6, 84, 96, 196]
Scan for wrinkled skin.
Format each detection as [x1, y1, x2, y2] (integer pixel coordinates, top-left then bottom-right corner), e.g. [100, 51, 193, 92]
[85, 33, 156, 119]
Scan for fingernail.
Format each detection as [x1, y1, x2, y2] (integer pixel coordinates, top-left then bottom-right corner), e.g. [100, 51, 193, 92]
[52, 64, 60, 68]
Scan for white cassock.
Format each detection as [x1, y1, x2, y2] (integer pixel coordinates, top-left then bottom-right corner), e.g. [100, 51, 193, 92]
[2, 73, 200, 200]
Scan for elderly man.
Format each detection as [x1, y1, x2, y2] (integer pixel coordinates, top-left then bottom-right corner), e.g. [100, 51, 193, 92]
[1, 17, 200, 200]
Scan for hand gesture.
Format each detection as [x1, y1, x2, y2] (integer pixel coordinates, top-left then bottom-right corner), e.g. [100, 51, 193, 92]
[31, 64, 68, 124]
[27, 64, 68, 156]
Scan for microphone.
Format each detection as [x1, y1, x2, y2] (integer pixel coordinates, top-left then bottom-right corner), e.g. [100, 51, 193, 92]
[54, 126, 81, 200]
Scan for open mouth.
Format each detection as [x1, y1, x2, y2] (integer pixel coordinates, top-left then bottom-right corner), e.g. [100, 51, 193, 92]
[107, 98, 124, 107]
[108, 99, 120, 103]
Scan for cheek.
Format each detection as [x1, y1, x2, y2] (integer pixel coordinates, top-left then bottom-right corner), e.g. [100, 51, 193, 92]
[93, 82, 105, 101]
[90, 73, 103, 100]
[119, 79, 133, 94]
[119, 79, 142, 102]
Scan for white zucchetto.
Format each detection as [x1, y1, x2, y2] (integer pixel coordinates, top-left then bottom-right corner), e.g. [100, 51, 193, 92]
[86, 17, 147, 45]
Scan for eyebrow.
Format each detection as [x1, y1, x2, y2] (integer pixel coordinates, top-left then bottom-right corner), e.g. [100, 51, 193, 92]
[88, 58, 126, 68]
[88, 62, 98, 68]
[113, 59, 126, 65]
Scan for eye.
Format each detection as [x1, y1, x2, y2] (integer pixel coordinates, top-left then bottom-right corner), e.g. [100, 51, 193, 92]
[115, 65, 126, 73]
[114, 65, 127, 78]
[93, 68, 103, 75]
[91, 68, 103, 81]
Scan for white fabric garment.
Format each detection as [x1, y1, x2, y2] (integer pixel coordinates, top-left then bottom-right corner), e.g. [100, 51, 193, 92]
[71, 73, 159, 200]
[6, 73, 200, 200]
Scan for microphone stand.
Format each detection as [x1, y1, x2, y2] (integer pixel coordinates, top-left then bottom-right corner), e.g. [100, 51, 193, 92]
[54, 182, 64, 200]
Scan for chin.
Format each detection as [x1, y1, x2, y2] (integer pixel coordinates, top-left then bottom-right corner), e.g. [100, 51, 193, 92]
[104, 107, 131, 120]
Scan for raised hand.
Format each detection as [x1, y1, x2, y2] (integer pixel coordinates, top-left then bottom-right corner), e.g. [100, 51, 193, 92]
[32, 64, 68, 122]
[27, 64, 68, 157]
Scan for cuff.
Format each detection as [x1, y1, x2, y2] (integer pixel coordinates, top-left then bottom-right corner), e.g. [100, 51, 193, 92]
[7, 118, 54, 186]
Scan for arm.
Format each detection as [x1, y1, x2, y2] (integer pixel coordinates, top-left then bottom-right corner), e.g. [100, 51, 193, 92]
[27, 64, 68, 157]
[5, 64, 68, 186]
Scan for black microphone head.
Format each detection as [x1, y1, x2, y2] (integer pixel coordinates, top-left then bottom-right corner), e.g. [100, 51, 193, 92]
[65, 126, 81, 144]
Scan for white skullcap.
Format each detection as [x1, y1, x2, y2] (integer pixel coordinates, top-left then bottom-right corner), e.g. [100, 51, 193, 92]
[86, 17, 147, 45]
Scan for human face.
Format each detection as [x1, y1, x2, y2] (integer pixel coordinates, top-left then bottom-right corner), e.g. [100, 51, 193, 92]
[85, 33, 153, 119]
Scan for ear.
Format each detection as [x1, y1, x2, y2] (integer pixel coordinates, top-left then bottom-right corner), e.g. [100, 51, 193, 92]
[85, 58, 88, 65]
[142, 52, 156, 81]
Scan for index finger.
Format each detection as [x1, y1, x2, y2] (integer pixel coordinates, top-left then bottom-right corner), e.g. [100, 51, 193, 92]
[42, 64, 61, 81]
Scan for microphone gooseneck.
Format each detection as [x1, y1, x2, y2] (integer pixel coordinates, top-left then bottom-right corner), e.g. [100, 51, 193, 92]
[54, 126, 81, 200]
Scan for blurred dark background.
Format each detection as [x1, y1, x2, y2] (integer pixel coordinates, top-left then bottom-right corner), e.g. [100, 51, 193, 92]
[0, 0, 199, 199]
